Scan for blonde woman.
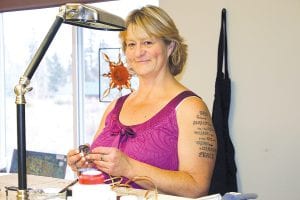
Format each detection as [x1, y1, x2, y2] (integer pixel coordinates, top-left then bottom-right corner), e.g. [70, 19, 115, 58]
[67, 5, 216, 198]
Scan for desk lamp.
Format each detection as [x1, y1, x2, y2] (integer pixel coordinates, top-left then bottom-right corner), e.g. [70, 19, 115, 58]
[13, 3, 125, 199]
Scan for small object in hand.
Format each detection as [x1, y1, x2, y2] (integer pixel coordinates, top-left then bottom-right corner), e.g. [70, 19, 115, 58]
[79, 144, 90, 156]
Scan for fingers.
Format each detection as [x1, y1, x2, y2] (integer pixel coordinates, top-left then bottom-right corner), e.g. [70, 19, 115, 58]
[68, 146, 122, 176]
[100, 155, 104, 161]
[67, 149, 79, 158]
[86, 146, 115, 163]
[67, 149, 88, 172]
[91, 146, 114, 155]
[88, 146, 119, 162]
[91, 158, 111, 175]
[86, 152, 105, 162]
[85, 149, 113, 174]
[87, 148, 128, 177]
[67, 149, 79, 166]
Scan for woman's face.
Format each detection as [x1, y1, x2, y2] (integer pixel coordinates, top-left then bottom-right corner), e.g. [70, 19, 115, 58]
[124, 24, 171, 77]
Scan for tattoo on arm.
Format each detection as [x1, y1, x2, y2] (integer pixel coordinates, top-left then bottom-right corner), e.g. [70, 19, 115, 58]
[193, 111, 216, 159]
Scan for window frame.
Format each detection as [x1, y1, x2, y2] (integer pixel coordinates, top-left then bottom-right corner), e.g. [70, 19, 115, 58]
[0, 14, 7, 170]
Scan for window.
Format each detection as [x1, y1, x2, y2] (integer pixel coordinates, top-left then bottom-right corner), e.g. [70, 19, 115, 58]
[0, 7, 74, 171]
[0, 0, 158, 176]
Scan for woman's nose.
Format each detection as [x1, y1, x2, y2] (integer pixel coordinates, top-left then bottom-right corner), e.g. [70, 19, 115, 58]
[134, 43, 145, 57]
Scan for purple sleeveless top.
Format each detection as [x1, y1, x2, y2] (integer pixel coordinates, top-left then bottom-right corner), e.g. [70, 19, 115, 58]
[91, 90, 198, 186]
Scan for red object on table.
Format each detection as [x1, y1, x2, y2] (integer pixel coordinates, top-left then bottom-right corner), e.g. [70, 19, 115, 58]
[78, 169, 105, 184]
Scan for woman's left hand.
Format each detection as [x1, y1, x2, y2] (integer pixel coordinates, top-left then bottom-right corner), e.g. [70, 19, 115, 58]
[85, 146, 132, 177]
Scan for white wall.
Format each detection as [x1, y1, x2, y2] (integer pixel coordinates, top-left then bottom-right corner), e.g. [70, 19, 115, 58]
[160, 0, 300, 199]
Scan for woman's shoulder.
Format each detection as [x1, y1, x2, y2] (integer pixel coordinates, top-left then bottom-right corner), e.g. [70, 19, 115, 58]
[175, 91, 209, 114]
[106, 93, 131, 112]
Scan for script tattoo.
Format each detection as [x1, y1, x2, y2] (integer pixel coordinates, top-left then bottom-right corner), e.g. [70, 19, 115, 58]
[193, 110, 216, 159]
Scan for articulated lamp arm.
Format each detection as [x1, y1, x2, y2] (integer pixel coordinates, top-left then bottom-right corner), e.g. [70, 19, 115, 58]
[13, 3, 125, 199]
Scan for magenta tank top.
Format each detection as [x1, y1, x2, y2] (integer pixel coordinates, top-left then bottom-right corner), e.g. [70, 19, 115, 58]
[91, 90, 198, 186]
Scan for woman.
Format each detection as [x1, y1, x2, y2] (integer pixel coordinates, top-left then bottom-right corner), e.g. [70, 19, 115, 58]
[67, 5, 216, 198]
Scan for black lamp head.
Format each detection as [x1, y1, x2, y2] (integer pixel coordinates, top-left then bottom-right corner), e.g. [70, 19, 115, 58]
[59, 3, 126, 31]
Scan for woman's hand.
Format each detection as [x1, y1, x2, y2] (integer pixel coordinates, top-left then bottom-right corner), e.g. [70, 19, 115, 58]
[67, 148, 89, 172]
[86, 147, 132, 177]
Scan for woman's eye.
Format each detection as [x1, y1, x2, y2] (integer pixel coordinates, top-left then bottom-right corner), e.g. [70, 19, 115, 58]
[127, 43, 135, 48]
[143, 41, 153, 47]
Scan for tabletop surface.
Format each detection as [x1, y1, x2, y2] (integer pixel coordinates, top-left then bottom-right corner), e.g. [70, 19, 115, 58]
[0, 173, 221, 200]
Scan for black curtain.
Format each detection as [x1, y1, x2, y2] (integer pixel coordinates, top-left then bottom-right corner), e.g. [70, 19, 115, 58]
[209, 8, 238, 195]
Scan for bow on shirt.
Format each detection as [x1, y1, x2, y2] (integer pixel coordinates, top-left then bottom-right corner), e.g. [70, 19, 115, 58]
[111, 126, 136, 148]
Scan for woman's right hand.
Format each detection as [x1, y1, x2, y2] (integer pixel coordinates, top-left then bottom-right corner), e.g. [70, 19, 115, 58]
[67, 149, 88, 172]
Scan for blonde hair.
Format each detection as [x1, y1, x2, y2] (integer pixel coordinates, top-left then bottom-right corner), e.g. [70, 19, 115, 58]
[119, 5, 188, 76]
